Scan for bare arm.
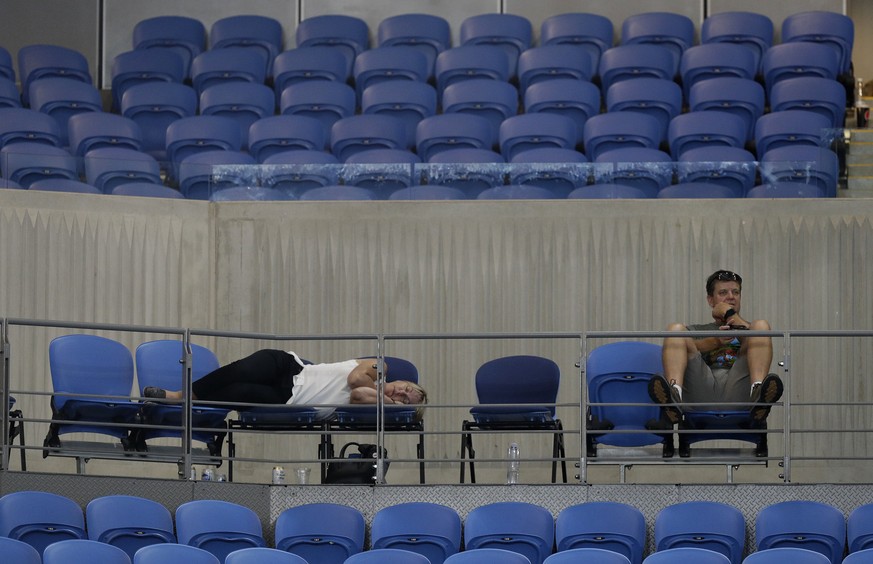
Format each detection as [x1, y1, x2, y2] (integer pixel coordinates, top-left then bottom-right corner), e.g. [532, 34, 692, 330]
[346, 359, 389, 390]
[349, 386, 396, 405]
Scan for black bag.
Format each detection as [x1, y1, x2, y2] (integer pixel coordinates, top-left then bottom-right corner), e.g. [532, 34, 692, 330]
[323, 442, 389, 484]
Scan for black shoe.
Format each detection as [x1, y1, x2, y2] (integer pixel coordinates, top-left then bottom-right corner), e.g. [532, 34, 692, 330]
[648, 375, 683, 424]
[143, 386, 167, 399]
[750, 374, 783, 422]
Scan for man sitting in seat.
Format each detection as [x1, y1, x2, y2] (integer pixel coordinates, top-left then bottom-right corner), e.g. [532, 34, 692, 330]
[648, 269, 783, 422]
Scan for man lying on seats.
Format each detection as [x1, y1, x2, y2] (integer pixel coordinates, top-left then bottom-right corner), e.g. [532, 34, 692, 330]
[144, 350, 427, 418]
[648, 269, 784, 422]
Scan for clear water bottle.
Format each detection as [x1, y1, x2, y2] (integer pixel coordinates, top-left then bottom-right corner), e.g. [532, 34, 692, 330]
[506, 442, 520, 484]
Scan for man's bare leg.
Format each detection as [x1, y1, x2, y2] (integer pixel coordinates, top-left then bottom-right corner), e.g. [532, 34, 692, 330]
[745, 319, 773, 384]
[649, 323, 695, 424]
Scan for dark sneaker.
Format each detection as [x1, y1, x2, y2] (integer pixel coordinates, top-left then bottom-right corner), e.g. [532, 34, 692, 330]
[143, 386, 167, 399]
[648, 375, 683, 424]
[750, 374, 783, 421]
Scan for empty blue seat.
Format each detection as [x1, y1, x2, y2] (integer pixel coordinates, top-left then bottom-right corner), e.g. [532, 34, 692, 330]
[621, 12, 694, 76]
[298, 184, 377, 201]
[209, 15, 283, 76]
[199, 82, 276, 150]
[111, 182, 183, 199]
[344, 148, 420, 195]
[345, 549, 431, 564]
[29, 178, 102, 194]
[445, 548, 532, 564]
[0, 537, 40, 564]
[0, 491, 86, 556]
[1, 142, 77, 187]
[545, 549, 630, 564]
[110, 49, 185, 112]
[659, 181, 739, 199]
[680, 44, 757, 99]
[133, 543, 219, 564]
[593, 147, 674, 198]
[190, 48, 268, 95]
[605, 77, 682, 142]
[361, 81, 438, 148]
[655, 501, 745, 564]
[389, 185, 469, 200]
[275, 503, 365, 564]
[849, 504, 873, 553]
[701, 11, 773, 75]
[28, 77, 103, 147]
[295, 14, 369, 78]
[416, 114, 496, 161]
[177, 150, 257, 200]
[0, 107, 62, 149]
[688, 77, 766, 141]
[67, 112, 143, 157]
[746, 182, 825, 198]
[759, 145, 840, 197]
[353, 46, 429, 99]
[464, 502, 554, 564]
[42, 539, 130, 564]
[424, 147, 505, 195]
[598, 44, 674, 95]
[845, 548, 873, 564]
[556, 502, 645, 564]
[248, 115, 327, 162]
[509, 147, 589, 196]
[0, 77, 21, 108]
[755, 501, 846, 564]
[540, 13, 614, 75]
[516, 44, 594, 94]
[434, 45, 512, 94]
[210, 186, 286, 201]
[331, 114, 408, 162]
[0, 45, 14, 81]
[460, 13, 532, 77]
[371, 502, 462, 564]
[132, 15, 206, 79]
[86, 495, 175, 560]
[176, 500, 266, 562]
[280, 80, 356, 133]
[583, 112, 662, 161]
[225, 548, 308, 564]
[769, 76, 847, 129]
[567, 183, 648, 199]
[762, 43, 840, 97]
[0, 179, 24, 190]
[523, 78, 600, 147]
[120, 82, 198, 160]
[272, 47, 348, 94]
[643, 547, 730, 564]
[84, 147, 162, 193]
[378, 14, 451, 79]
[477, 184, 558, 200]
[745, 548, 831, 564]
[676, 146, 757, 197]
[782, 10, 854, 75]
[668, 111, 746, 160]
[260, 150, 340, 196]
[754, 110, 831, 158]
[18, 44, 92, 106]
[441, 78, 518, 140]
[499, 113, 577, 161]
[165, 115, 243, 168]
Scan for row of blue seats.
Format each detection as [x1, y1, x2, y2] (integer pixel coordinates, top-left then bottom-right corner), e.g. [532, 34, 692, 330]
[3, 492, 873, 564]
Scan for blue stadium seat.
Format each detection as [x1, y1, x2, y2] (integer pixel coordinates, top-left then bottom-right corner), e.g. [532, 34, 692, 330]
[344, 549, 431, 564]
[509, 147, 589, 196]
[445, 549, 533, 564]
[655, 501, 745, 564]
[86, 495, 175, 560]
[0, 179, 24, 190]
[208, 186, 287, 201]
[540, 12, 614, 75]
[177, 150, 257, 200]
[260, 149, 340, 197]
[28, 77, 102, 147]
[361, 81, 438, 148]
[275, 503, 365, 564]
[134, 543, 220, 564]
[295, 14, 369, 78]
[120, 82, 198, 160]
[746, 182, 825, 199]
[17, 44, 92, 107]
[583, 112, 662, 160]
[225, 548, 307, 564]
[209, 15, 282, 76]
[782, 10, 854, 75]
[84, 147, 161, 193]
[523, 78, 600, 147]
[298, 184, 378, 201]
[754, 110, 831, 158]
[111, 182, 183, 199]
[279, 81, 356, 133]
[176, 500, 265, 562]
[389, 185, 469, 200]
[424, 147, 505, 196]
[768, 76, 847, 129]
[845, 548, 873, 564]
[759, 145, 840, 197]
[353, 46, 430, 99]
[605, 77, 682, 142]
[459, 13, 532, 78]
[371, 502, 462, 564]
[0, 77, 21, 108]
[643, 548, 729, 564]
[755, 501, 846, 564]
[29, 178, 101, 194]
[344, 148, 420, 195]
[110, 49, 185, 112]
[416, 114, 496, 162]
[0, 491, 85, 556]
[676, 146, 757, 197]
[668, 111, 747, 159]
[745, 548, 830, 564]
[0, 45, 14, 81]
[701, 11, 773, 75]
[762, 43, 840, 97]
[165, 115, 243, 169]
[42, 539, 131, 564]
[199, 82, 276, 150]
[331, 114, 408, 162]
[621, 12, 694, 76]
[598, 44, 674, 95]
[434, 45, 512, 94]
[272, 47, 348, 95]
[680, 43, 757, 99]
[593, 147, 674, 198]
[378, 14, 451, 80]
[499, 113, 577, 161]
[556, 502, 645, 564]
[248, 115, 327, 162]
[441, 79, 518, 141]
[67, 112, 143, 157]
[848, 503, 873, 553]
[688, 77, 765, 142]
[132, 15, 206, 79]
[0, 107, 62, 149]
[190, 48, 268, 95]
[1, 142, 77, 187]
[567, 183, 648, 199]
[464, 502, 554, 564]
[516, 44, 594, 94]
[545, 549, 631, 564]
[658, 181, 739, 199]
[0, 537, 40, 564]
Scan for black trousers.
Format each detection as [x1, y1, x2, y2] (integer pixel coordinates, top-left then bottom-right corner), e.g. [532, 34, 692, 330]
[192, 349, 302, 406]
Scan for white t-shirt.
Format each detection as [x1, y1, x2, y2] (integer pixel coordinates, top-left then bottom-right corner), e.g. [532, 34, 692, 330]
[286, 357, 358, 417]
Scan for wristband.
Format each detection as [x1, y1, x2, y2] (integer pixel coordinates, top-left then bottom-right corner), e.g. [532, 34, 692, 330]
[723, 308, 736, 321]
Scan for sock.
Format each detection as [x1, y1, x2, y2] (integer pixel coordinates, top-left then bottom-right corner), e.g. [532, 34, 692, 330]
[672, 383, 683, 400]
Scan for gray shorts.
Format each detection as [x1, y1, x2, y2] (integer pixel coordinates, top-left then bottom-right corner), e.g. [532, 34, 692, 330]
[683, 353, 750, 411]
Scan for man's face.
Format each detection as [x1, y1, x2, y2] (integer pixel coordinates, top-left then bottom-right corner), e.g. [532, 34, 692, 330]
[707, 280, 742, 310]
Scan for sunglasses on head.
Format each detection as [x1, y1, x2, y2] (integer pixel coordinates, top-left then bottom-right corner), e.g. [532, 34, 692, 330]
[706, 270, 742, 293]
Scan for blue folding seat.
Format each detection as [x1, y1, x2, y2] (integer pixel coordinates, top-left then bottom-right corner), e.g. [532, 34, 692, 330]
[177, 150, 257, 200]
[441, 79, 518, 141]
[248, 115, 327, 162]
[643, 548, 730, 564]
[676, 146, 757, 197]
[176, 500, 266, 563]
[621, 12, 694, 76]
[445, 549, 533, 564]
[210, 15, 283, 76]
[111, 182, 183, 199]
[460, 13, 532, 78]
[298, 184, 378, 201]
[210, 186, 286, 201]
[226, 548, 308, 564]
[849, 503, 873, 553]
[499, 113, 577, 161]
[668, 111, 746, 160]
[746, 182, 826, 199]
[199, 82, 276, 150]
[120, 82, 198, 160]
[190, 48, 268, 95]
[353, 46, 430, 99]
[295, 14, 370, 78]
[0, 77, 21, 108]
[701, 11, 773, 75]
[272, 47, 348, 95]
[345, 549, 431, 564]
[86, 495, 175, 560]
[371, 502, 462, 564]
[755, 500, 846, 564]
[28, 77, 103, 147]
[782, 11, 854, 76]
[546, 549, 631, 564]
[540, 13, 614, 75]
[344, 148, 420, 196]
[110, 49, 185, 112]
[556, 502, 645, 564]
[754, 110, 831, 158]
[434, 45, 512, 94]
[745, 548, 831, 564]
[593, 147, 673, 198]
[680, 44, 757, 99]
[67, 112, 143, 158]
[0, 491, 86, 557]
[133, 15, 206, 79]
[658, 182, 738, 199]
[762, 43, 840, 97]
[416, 114, 496, 161]
[275, 503, 365, 564]
[0, 107, 62, 149]
[0, 45, 14, 81]
[509, 147, 588, 196]
[605, 77, 682, 142]
[378, 14, 451, 80]
[0, 179, 23, 190]
[279, 80, 356, 134]
[17, 44, 92, 106]
[583, 112, 661, 160]
[523, 78, 601, 147]
[361, 81, 438, 148]
[165, 115, 243, 169]
[29, 178, 102, 194]
[845, 548, 873, 564]
[655, 501, 745, 564]
[769, 76, 847, 129]
[567, 183, 648, 199]
[1, 142, 77, 187]
[516, 44, 594, 94]
[464, 502, 554, 564]
[759, 145, 840, 197]
[44, 539, 130, 564]
[134, 543, 219, 564]
[389, 185, 469, 200]
[0, 537, 40, 564]
[84, 147, 161, 194]
[424, 147, 505, 196]
[260, 150, 340, 197]
[688, 77, 765, 142]
[330, 114, 408, 162]
[598, 44, 674, 95]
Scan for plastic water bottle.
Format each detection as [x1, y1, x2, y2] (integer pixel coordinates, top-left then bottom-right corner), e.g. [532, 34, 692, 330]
[506, 442, 520, 484]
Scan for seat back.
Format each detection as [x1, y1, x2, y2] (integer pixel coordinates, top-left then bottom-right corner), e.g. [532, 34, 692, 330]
[459, 13, 532, 77]
[744, 548, 831, 564]
[275, 503, 366, 564]
[756, 501, 846, 564]
[759, 145, 839, 198]
[299, 184, 377, 201]
[42, 539, 131, 564]
[111, 182, 183, 199]
[781, 10, 854, 74]
[701, 11, 773, 74]
[260, 149, 340, 196]
[165, 115, 243, 167]
[499, 113, 576, 161]
[199, 82, 276, 149]
[746, 182, 825, 199]
[620, 12, 694, 75]
[593, 147, 674, 198]
[133, 543, 220, 564]
[668, 111, 746, 159]
[754, 110, 831, 157]
[209, 15, 282, 76]
[762, 43, 840, 96]
[371, 502, 462, 564]
[642, 547, 730, 564]
[28, 179, 101, 194]
[0, 536, 41, 564]
[0, 491, 86, 556]
[523, 78, 600, 145]
[176, 500, 265, 562]
[655, 501, 745, 564]
[84, 147, 161, 193]
[657, 182, 738, 199]
[27, 77, 103, 147]
[509, 147, 588, 196]
[0, 76, 21, 108]
[568, 183, 648, 199]
[848, 503, 873, 552]
[330, 114, 408, 162]
[676, 146, 757, 197]
[417, 113, 496, 162]
[464, 502, 554, 564]
[0, 142, 77, 187]
[434, 45, 511, 94]
[680, 43, 757, 99]
[120, 82, 198, 159]
[361, 81, 438, 147]
[769, 76, 847, 129]
[377, 14, 451, 78]
[111, 49, 185, 112]
[177, 150, 257, 200]
[68, 112, 143, 157]
[516, 44, 593, 93]
[540, 12, 614, 73]
[190, 48, 268, 95]
[598, 44, 674, 94]
[133, 15, 206, 78]
[605, 77, 682, 141]
[18, 44, 92, 106]
[545, 548, 631, 564]
[441, 79, 518, 141]
[845, 548, 873, 564]
[583, 112, 661, 160]
[135, 340, 220, 392]
[473, 355, 560, 420]
[0, 107, 61, 149]
[688, 77, 765, 141]
[248, 115, 327, 162]
[272, 46, 348, 94]
[477, 184, 558, 200]
[445, 548, 533, 563]
[0, 45, 14, 81]
[279, 80, 356, 133]
[345, 549, 432, 564]
[225, 547, 308, 564]
[556, 502, 645, 564]
[353, 46, 429, 99]
[295, 14, 370, 77]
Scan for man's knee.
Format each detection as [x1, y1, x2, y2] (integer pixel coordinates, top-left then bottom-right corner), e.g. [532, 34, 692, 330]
[750, 319, 771, 331]
[666, 322, 688, 332]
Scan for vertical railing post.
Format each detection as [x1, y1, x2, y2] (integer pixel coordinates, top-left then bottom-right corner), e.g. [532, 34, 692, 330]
[374, 336, 386, 484]
[781, 331, 792, 483]
[0, 318, 9, 471]
[181, 330, 194, 479]
[579, 332, 589, 484]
